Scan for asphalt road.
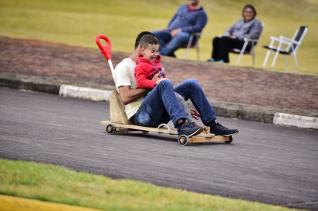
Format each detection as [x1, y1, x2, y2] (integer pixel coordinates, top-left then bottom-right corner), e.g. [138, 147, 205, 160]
[0, 88, 317, 210]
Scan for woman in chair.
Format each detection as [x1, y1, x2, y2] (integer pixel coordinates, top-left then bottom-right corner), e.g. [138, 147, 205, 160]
[207, 4, 263, 63]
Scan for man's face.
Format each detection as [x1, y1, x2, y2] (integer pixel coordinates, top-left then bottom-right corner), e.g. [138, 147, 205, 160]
[189, 0, 199, 6]
[142, 44, 160, 62]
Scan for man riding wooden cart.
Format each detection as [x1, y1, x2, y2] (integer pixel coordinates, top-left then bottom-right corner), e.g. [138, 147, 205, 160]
[95, 33, 238, 146]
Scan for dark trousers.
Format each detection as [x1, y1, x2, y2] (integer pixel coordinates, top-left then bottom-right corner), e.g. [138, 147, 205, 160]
[211, 36, 250, 63]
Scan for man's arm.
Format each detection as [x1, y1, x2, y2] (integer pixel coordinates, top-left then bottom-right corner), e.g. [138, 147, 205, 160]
[168, 13, 178, 29]
[118, 86, 147, 105]
[167, 6, 181, 29]
[114, 59, 148, 105]
[118, 72, 166, 105]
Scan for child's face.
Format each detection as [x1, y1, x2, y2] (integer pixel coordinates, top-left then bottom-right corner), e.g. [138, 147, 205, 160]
[142, 44, 160, 62]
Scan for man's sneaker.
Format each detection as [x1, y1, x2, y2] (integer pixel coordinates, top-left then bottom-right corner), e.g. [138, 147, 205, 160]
[177, 121, 203, 137]
[210, 122, 239, 136]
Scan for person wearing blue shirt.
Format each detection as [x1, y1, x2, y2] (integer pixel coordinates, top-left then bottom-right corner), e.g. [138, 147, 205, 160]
[208, 4, 263, 63]
[153, 0, 208, 57]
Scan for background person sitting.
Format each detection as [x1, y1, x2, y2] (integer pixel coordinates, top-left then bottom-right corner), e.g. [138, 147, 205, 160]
[152, 0, 207, 57]
[207, 4, 263, 63]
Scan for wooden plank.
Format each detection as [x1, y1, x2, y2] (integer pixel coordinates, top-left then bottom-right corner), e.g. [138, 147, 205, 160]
[189, 135, 230, 144]
[101, 121, 178, 135]
[101, 121, 218, 137]
[109, 91, 131, 124]
[101, 121, 232, 144]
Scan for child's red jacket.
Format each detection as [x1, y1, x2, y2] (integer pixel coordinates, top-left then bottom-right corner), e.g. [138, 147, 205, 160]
[135, 56, 165, 89]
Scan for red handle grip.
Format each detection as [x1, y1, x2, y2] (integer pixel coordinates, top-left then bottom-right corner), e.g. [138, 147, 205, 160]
[95, 34, 112, 60]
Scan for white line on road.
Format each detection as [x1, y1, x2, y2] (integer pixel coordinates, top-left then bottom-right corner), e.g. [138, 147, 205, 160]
[273, 113, 318, 129]
[59, 85, 112, 101]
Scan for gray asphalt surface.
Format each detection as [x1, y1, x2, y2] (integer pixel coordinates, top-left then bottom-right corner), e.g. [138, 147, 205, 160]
[0, 87, 317, 210]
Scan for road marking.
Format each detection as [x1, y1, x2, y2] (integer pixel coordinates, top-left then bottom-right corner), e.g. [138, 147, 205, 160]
[273, 113, 318, 129]
[59, 85, 112, 101]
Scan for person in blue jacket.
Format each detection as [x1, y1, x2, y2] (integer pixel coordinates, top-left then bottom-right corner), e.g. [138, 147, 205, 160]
[153, 0, 208, 57]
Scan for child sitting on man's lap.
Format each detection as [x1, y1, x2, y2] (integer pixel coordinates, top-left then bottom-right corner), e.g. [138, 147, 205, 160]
[135, 35, 167, 89]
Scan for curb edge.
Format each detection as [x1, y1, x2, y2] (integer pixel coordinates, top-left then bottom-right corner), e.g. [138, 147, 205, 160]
[1, 77, 317, 129]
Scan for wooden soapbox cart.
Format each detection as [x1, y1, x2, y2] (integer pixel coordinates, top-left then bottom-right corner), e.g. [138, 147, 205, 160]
[95, 34, 234, 146]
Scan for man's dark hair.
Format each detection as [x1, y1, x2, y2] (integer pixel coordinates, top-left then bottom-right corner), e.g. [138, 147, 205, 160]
[134, 31, 155, 49]
[242, 4, 257, 17]
[139, 35, 159, 49]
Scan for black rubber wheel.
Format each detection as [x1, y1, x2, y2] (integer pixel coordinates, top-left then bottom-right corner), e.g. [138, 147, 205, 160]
[178, 135, 189, 146]
[106, 125, 115, 134]
[225, 136, 233, 144]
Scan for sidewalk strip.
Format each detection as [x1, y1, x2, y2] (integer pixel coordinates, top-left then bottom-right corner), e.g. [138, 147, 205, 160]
[59, 85, 112, 101]
[0, 195, 99, 211]
[273, 113, 318, 129]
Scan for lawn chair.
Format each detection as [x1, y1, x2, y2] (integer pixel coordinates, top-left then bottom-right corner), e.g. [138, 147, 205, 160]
[230, 38, 259, 66]
[181, 33, 201, 61]
[262, 26, 308, 69]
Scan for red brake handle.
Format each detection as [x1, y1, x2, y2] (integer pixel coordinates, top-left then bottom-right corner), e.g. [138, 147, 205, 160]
[95, 34, 112, 60]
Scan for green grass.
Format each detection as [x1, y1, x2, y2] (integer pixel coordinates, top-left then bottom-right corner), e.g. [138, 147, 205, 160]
[0, 158, 298, 211]
[0, 0, 317, 75]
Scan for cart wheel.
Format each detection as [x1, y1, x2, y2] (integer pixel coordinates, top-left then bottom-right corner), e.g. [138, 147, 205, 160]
[106, 125, 116, 134]
[178, 135, 189, 146]
[225, 136, 233, 144]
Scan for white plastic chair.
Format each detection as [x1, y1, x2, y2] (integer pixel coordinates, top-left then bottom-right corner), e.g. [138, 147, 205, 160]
[230, 38, 259, 65]
[182, 33, 201, 61]
[262, 26, 308, 69]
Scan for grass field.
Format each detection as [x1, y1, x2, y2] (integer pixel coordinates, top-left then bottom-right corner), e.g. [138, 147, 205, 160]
[0, 0, 317, 75]
[0, 159, 298, 211]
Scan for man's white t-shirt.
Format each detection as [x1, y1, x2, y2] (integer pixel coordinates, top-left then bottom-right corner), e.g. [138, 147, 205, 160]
[113, 58, 144, 119]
